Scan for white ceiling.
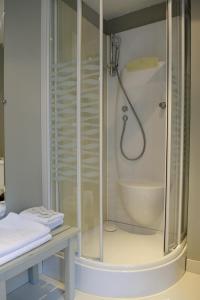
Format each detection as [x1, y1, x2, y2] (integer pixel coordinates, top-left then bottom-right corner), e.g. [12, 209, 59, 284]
[83, 0, 165, 20]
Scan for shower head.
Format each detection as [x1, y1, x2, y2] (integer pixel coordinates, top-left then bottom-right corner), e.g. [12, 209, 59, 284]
[109, 34, 121, 77]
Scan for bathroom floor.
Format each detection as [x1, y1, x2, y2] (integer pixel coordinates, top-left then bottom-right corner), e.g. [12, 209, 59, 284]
[8, 272, 200, 300]
[82, 226, 164, 264]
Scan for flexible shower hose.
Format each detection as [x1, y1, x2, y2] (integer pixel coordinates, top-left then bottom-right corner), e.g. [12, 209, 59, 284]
[116, 68, 146, 161]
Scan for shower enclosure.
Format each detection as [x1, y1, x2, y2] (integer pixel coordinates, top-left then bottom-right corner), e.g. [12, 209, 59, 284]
[44, 0, 191, 297]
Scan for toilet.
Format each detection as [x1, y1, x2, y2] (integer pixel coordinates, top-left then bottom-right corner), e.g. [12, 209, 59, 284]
[118, 180, 164, 228]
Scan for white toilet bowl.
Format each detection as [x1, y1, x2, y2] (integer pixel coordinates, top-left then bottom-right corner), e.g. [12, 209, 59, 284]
[119, 180, 164, 228]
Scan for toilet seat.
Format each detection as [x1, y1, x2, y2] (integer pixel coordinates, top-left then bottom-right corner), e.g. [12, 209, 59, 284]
[118, 179, 164, 228]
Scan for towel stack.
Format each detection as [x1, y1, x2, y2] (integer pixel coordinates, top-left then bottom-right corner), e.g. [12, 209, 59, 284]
[0, 213, 51, 265]
[20, 206, 64, 230]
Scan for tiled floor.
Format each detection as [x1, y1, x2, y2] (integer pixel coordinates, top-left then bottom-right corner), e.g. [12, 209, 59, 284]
[8, 272, 200, 300]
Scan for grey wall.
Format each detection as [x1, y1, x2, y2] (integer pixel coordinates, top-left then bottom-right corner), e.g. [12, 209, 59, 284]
[2, 0, 200, 260]
[0, 44, 4, 157]
[187, 0, 200, 261]
[4, 0, 42, 212]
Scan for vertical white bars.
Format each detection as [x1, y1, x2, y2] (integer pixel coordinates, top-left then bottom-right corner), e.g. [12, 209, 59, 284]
[41, 0, 51, 209]
[77, 0, 82, 256]
[164, 0, 173, 254]
[99, 0, 104, 261]
[178, 0, 186, 244]
[54, 0, 60, 212]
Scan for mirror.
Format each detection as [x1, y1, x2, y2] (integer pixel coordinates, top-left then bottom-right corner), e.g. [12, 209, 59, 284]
[0, 0, 4, 203]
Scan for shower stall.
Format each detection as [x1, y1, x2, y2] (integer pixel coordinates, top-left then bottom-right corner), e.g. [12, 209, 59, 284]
[45, 0, 191, 297]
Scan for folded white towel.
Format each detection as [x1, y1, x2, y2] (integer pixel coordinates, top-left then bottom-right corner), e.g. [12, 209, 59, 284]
[47, 218, 64, 230]
[0, 213, 50, 258]
[20, 206, 64, 230]
[0, 234, 51, 266]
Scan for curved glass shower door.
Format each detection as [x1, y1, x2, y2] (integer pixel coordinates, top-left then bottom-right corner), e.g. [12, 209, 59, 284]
[164, 0, 191, 253]
[49, 0, 78, 227]
[80, 0, 103, 260]
[50, 0, 103, 261]
[49, 0, 190, 264]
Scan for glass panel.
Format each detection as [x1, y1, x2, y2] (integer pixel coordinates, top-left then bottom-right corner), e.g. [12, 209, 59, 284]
[181, 0, 191, 241]
[0, 47, 4, 161]
[0, 0, 5, 202]
[81, 0, 101, 259]
[165, 0, 184, 252]
[104, 0, 167, 264]
[50, 0, 77, 226]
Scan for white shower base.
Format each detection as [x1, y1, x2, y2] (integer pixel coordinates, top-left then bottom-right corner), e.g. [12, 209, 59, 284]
[82, 225, 164, 265]
[76, 241, 186, 298]
[43, 225, 186, 298]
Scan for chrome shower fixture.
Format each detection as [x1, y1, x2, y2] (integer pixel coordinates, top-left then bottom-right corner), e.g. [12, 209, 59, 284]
[109, 34, 121, 76]
[122, 105, 128, 112]
[109, 34, 146, 161]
